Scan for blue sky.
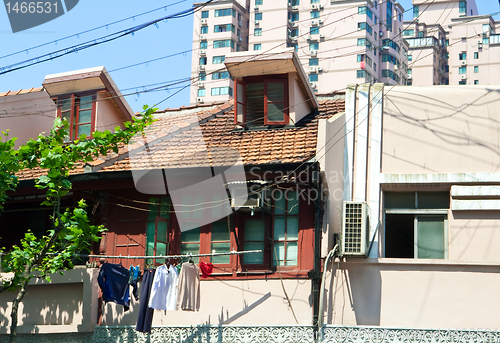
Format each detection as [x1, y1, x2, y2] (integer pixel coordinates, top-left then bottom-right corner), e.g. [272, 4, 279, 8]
[0, 0, 499, 113]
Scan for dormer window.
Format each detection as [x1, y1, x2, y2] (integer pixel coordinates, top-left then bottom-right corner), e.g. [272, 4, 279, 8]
[235, 75, 289, 126]
[56, 93, 96, 141]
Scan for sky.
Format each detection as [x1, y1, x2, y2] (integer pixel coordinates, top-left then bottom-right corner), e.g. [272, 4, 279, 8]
[0, 0, 499, 113]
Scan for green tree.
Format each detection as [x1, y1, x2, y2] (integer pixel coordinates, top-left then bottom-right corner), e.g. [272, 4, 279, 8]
[0, 105, 155, 343]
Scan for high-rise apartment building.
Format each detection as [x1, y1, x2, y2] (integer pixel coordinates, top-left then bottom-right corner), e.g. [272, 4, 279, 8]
[190, 0, 409, 104]
[403, 0, 500, 86]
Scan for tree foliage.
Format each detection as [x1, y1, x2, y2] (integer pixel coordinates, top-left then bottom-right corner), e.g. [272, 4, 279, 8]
[0, 105, 155, 342]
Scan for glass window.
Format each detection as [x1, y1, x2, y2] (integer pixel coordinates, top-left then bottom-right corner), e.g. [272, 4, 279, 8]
[201, 11, 209, 18]
[215, 8, 234, 17]
[254, 43, 262, 50]
[474, 66, 479, 73]
[199, 73, 206, 81]
[356, 70, 366, 78]
[311, 10, 320, 19]
[459, 66, 466, 74]
[384, 192, 449, 259]
[310, 26, 319, 35]
[146, 197, 170, 264]
[459, 1, 466, 14]
[210, 221, 231, 264]
[212, 71, 230, 80]
[59, 94, 96, 140]
[213, 39, 234, 49]
[291, 13, 299, 21]
[243, 220, 266, 264]
[474, 80, 479, 85]
[200, 41, 208, 49]
[212, 55, 225, 64]
[309, 74, 318, 82]
[197, 88, 206, 97]
[199, 57, 207, 65]
[309, 58, 319, 66]
[311, 0, 320, 3]
[403, 29, 414, 36]
[273, 190, 299, 266]
[211, 87, 233, 96]
[474, 52, 479, 59]
[357, 38, 366, 46]
[255, 12, 263, 20]
[413, 5, 419, 18]
[408, 55, 412, 61]
[256, 0, 263, 4]
[309, 42, 319, 50]
[201, 26, 208, 34]
[459, 52, 466, 60]
[254, 28, 262, 36]
[214, 24, 235, 33]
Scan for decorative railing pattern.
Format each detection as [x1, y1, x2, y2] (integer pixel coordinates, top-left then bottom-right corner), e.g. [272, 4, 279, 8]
[91, 326, 500, 343]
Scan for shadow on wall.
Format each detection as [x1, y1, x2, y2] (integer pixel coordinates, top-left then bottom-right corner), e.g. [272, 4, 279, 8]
[0, 283, 83, 333]
[327, 263, 381, 326]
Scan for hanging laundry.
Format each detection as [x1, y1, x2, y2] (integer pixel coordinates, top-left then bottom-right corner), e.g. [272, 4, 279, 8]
[148, 264, 179, 311]
[199, 262, 214, 278]
[177, 262, 200, 311]
[97, 263, 131, 311]
[129, 265, 141, 301]
[136, 268, 156, 333]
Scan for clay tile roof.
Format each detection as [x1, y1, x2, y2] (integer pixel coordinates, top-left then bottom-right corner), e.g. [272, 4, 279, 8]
[16, 98, 345, 180]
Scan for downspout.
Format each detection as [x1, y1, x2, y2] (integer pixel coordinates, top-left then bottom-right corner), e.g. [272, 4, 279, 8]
[311, 163, 324, 337]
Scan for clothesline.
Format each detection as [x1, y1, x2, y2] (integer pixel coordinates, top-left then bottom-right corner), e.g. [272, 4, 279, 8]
[49, 250, 262, 259]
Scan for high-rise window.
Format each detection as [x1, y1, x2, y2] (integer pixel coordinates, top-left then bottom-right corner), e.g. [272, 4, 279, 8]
[474, 66, 479, 73]
[459, 52, 466, 60]
[199, 57, 207, 65]
[200, 41, 207, 49]
[212, 55, 225, 64]
[474, 80, 479, 85]
[211, 87, 233, 96]
[197, 89, 206, 97]
[214, 24, 235, 33]
[254, 43, 262, 50]
[311, 0, 320, 3]
[201, 11, 209, 18]
[309, 58, 319, 66]
[256, 0, 263, 4]
[212, 71, 230, 80]
[199, 73, 206, 81]
[291, 13, 299, 21]
[474, 52, 479, 59]
[254, 28, 262, 36]
[215, 8, 235, 17]
[213, 39, 235, 48]
[459, 1, 466, 14]
[310, 26, 319, 35]
[255, 12, 263, 20]
[309, 74, 318, 82]
[201, 26, 208, 34]
[459, 66, 466, 74]
[309, 42, 319, 50]
[413, 5, 419, 18]
[311, 10, 320, 19]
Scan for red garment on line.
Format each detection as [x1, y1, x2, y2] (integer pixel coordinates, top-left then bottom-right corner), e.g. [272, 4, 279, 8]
[199, 262, 214, 278]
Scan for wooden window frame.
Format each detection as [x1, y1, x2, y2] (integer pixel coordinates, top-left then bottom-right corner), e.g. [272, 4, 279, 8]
[55, 92, 97, 141]
[234, 75, 289, 126]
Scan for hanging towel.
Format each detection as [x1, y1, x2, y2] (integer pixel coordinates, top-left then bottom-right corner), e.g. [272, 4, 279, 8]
[199, 262, 214, 278]
[136, 268, 155, 332]
[177, 262, 200, 311]
[128, 265, 141, 301]
[97, 263, 131, 311]
[148, 264, 179, 311]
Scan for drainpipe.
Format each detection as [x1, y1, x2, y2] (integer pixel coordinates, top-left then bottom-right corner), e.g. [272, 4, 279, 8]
[311, 163, 323, 338]
[317, 244, 338, 332]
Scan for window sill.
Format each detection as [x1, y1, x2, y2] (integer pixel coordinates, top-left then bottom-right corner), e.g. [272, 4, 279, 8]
[340, 257, 500, 267]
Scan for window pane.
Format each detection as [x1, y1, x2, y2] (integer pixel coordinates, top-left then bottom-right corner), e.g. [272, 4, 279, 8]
[286, 242, 298, 265]
[181, 227, 201, 242]
[267, 82, 284, 102]
[246, 82, 265, 125]
[273, 242, 285, 266]
[385, 192, 415, 209]
[157, 220, 167, 242]
[180, 243, 200, 262]
[274, 217, 286, 240]
[212, 221, 230, 241]
[245, 219, 264, 241]
[244, 242, 264, 264]
[78, 109, 92, 123]
[78, 124, 91, 137]
[385, 214, 414, 258]
[268, 103, 285, 122]
[61, 98, 72, 111]
[275, 196, 286, 215]
[79, 95, 92, 110]
[211, 242, 230, 264]
[156, 242, 167, 263]
[287, 217, 299, 239]
[288, 191, 299, 214]
[146, 221, 155, 255]
[417, 216, 445, 259]
[417, 192, 449, 209]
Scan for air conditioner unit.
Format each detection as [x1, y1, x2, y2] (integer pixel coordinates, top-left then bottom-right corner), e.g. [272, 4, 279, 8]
[319, 4, 323, 8]
[461, 74, 466, 79]
[201, 19, 207, 25]
[238, 21, 243, 27]
[341, 201, 371, 257]
[199, 65, 205, 70]
[229, 186, 270, 212]
[197, 97, 204, 103]
[311, 20, 318, 26]
[379, 31, 383, 37]
[317, 66, 322, 72]
[254, 6, 259, 11]
[482, 31, 489, 38]
[255, 20, 260, 25]
[478, 42, 483, 48]
[293, 22, 299, 28]
[200, 50, 206, 55]
[318, 19, 323, 24]
[239, 37, 243, 42]
[309, 66, 317, 73]
[311, 4, 318, 9]
[408, 74, 412, 79]
[461, 60, 466, 65]
[200, 35, 207, 40]
[198, 81, 205, 87]
[310, 82, 317, 88]
[319, 34, 325, 39]
[310, 50, 317, 56]
[292, 37, 298, 42]
[292, 5, 299, 10]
